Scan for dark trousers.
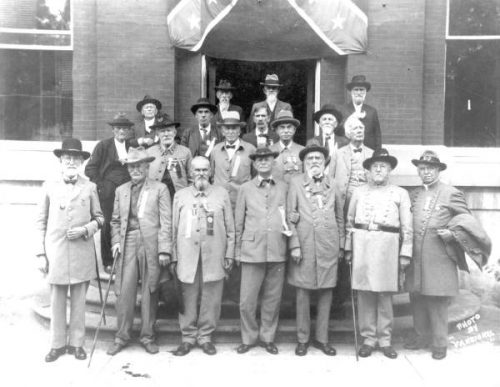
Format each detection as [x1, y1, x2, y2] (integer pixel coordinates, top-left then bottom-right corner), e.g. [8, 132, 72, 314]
[410, 293, 450, 348]
[99, 195, 114, 267]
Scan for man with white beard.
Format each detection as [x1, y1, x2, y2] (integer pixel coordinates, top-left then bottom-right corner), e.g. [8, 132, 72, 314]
[171, 156, 235, 356]
[213, 79, 244, 125]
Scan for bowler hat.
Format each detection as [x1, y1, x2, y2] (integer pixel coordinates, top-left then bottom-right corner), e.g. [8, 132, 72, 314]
[363, 148, 398, 170]
[216, 111, 245, 128]
[149, 113, 180, 130]
[136, 95, 162, 112]
[120, 147, 155, 165]
[53, 138, 90, 160]
[313, 104, 343, 124]
[346, 75, 371, 91]
[260, 74, 282, 87]
[298, 144, 329, 162]
[271, 110, 300, 129]
[191, 97, 218, 115]
[214, 79, 236, 91]
[107, 112, 134, 127]
[411, 150, 447, 171]
[249, 147, 279, 161]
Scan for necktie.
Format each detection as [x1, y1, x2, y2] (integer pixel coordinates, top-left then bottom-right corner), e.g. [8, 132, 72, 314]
[226, 144, 236, 149]
[258, 133, 267, 138]
[313, 176, 323, 183]
[353, 148, 362, 153]
[325, 136, 331, 153]
[200, 127, 207, 142]
[261, 178, 273, 186]
[64, 178, 77, 185]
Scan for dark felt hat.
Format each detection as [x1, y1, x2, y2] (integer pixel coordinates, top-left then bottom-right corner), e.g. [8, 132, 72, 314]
[120, 147, 155, 165]
[363, 148, 398, 170]
[346, 75, 371, 91]
[249, 147, 279, 161]
[191, 97, 218, 115]
[214, 79, 236, 91]
[53, 138, 90, 160]
[136, 95, 162, 112]
[298, 144, 329, 162]
[149, 113, 180, 130]
[107, 112, 135, 127]
[313, 104, 343, 124]
[271, 110, 300, 129]
[260, 74, 282, 87]
[411, 150, 447, 171]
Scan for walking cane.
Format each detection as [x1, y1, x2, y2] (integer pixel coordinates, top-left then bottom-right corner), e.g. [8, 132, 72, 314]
[88, 249, 120, 368]
[94, 255, 106, 326]
[348, 261, 359, 362]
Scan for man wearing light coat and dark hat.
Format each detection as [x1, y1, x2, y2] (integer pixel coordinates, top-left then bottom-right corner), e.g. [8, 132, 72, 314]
[37, 138, 104, 362]
[344, 148, 412, 359]
[287, 145, 345, 357]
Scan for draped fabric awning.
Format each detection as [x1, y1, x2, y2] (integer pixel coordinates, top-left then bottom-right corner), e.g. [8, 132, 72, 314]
[167, 0, 368, 61]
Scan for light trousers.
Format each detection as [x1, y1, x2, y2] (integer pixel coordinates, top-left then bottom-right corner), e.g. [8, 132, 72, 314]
[295, 287, 333, 344]
[357, 290, 393, 347]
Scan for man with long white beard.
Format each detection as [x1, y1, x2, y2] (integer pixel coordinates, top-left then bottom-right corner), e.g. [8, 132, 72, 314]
[171, 156, 235, 356]
[213, 79, 244, 125]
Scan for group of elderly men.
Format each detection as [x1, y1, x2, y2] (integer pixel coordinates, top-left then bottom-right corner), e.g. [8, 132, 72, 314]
[36, 74, 490, 364]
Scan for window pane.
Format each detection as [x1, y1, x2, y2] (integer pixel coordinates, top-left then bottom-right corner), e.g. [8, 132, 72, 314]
[449, 0, 500, 36]
[0, 50, 73, 140]
[445, 41, 499, 147]
[0, 0, 71, 30]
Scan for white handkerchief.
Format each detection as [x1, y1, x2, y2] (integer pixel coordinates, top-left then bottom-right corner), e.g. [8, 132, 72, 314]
[231, 155, 241, 177]
[205, 138, 216, 157]
[138, 191, 148, 218]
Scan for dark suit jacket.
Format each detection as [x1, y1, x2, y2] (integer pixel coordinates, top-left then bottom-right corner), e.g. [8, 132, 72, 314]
[339, 102, 382, 151]
[213, 104, 245, 124]
[242, 129, 279, 148]
[247, 99, 292, 132]
[131, 117, 159, 148]
[181, 126, 223, 158]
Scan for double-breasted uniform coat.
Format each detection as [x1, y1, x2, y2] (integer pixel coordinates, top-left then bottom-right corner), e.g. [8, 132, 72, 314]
[269, 141, 304, 184]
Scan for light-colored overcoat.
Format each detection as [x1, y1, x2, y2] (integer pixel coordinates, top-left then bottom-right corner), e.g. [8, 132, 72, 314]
[406, 181, 470, 296]
[147, 142, 192, 191]
[172, 185, 235, 284]
[346, 184, 413, 292]
[36, 176, 104, 285]
[287, 174, 345, 289]
[110, 178, 171, 295]
[235, 177, 288, 263]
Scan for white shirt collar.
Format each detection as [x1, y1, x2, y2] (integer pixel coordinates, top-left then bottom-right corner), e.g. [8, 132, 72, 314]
[114, 138, 128, 160]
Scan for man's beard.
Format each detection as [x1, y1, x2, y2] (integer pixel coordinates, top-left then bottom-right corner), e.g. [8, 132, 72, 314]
[307, 165, 324, 177]
[194, 177, 209, 191]
[266, 93, 277, 104]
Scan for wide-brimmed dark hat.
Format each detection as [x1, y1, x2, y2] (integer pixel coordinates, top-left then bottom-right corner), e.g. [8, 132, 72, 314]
[136, 95, 162, 112]
[271, 110, 300, 129]
[411, 150, 447, 171]
[107, 112, 135, 127]
[120, 147, 155, 165]
[214, 79, 236, 91]
[346, 75, 371, 91]
[313, 104, 343, 124]
[363, 148, 398, 170]
[298, 144, 329, 162]
[260, 74, 282, 87]
[149, 113, 180, 130]
[190, 97, 218, 115]
[53, 138, 90, 160]
[216, 111, 245, 128]
[249, 147, 279, 161]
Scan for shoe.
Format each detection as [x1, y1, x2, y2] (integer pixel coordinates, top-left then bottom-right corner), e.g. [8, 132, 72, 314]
[358, 344, 373, 358]
[259, 342, 278, 355]
[200, 342, 217, 355]
[106, 342, 126, 356]
[295, 342, 309, 356]
[380, 346, 398, 359]
[142, 342, 159, 354]
[311, 340, 336, 356]
[67, 346, 87, 360]
[173, 342, 193, 356]
[431, 347, 447, 360]
[236, 344, 256, 354]
[45, 347, 66, 362]
[404, 337, 429, 350]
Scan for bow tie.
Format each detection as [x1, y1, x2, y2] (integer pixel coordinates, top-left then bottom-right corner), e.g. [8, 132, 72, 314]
[195, 191, 206, 197]
[260, 178, 274, 186]
[225, 144, 236, 149]
[313, 176, 323, 183]
[353, 148, 362, 153]
[257, 133, 268, 138]
[64, 178, 77, 185]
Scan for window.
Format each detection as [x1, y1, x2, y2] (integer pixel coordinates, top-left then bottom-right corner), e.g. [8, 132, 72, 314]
[445, 0, 500, 147]
[0, 0, 73, 141]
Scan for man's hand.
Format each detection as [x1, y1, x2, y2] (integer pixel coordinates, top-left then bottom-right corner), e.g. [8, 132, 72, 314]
[111, 243, 121, 258]
[288, 211, 300, 224]
[437, 228, 454, 243]
[224, 258, 234, 272]
[291, 247, 302, 264]
[344, 251, 352, 263]
[67, 226, 87, 240]
[159, 253, 171, 267]
[168, 262, 177, 277]
[234, 256, 241, 267]
[37, 254, 49, 275]
[399, 256, 411, 270]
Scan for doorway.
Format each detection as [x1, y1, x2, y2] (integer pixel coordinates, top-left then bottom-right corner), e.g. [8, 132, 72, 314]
[207, 58, 316, 145]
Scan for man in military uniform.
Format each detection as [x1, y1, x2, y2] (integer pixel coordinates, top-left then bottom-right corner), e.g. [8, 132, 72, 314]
[234, 147, 289, 355]
[287, 145, 345, 356]
[405, 150, 471, 360]
[269, 110, 304, 184]
[345, 148, 412, 359]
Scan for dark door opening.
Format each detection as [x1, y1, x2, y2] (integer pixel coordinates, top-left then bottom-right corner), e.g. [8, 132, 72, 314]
[207, 58, 316, 145]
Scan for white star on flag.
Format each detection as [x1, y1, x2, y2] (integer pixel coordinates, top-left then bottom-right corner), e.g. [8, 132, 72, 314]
[331, 15, 345, 30]
[188, 14, 200, 30]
